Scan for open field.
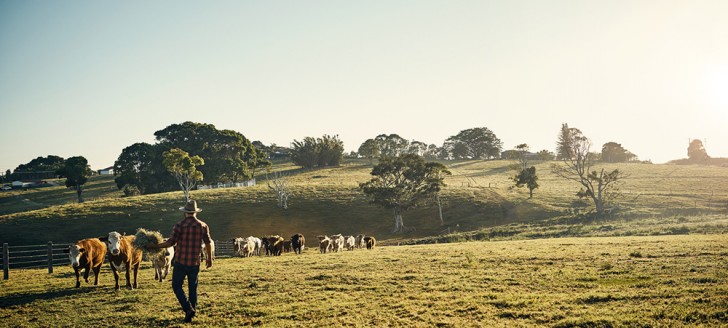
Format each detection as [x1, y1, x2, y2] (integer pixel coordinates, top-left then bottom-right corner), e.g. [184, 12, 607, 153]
[1, 235, 726, 327]
[1, 160, 727, 245]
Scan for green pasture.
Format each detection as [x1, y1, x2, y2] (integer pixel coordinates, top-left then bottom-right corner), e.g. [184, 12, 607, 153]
[1, 160, 727, 245]
[1, 235, 726, 327]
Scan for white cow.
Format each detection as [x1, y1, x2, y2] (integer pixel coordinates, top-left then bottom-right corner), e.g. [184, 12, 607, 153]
[233, 237, 246, 257]
[251, 237, 262, 256]
[330, 234, 345, 253]
[344, 236, 356, 251]
[238, 237, 256, 258]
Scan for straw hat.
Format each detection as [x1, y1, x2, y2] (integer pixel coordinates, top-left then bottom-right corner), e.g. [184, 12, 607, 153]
[179, 200, 202, 213]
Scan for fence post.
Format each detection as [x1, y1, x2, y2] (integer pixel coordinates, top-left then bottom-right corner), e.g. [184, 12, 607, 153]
[48, 241, 54, 274]
[3, 243, 8, 280]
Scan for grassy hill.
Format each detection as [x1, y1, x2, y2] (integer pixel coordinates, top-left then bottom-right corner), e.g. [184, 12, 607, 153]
[1, 235, 726, 327]
[1, 159, 727, 245]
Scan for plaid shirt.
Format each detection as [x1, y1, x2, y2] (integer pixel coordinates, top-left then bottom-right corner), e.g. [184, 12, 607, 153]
[168, 216, 212, 266]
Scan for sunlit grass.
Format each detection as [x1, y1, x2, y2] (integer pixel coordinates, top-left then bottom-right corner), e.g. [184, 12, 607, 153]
[1, 235, 726, 327]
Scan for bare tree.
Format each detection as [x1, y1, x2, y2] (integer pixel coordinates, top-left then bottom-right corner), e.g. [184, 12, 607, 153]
[266, 171, 290, 209]
[551, 131, 624, 215]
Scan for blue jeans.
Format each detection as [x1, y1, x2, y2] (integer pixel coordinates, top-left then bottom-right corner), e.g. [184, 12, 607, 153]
[172, 262, 200, 313]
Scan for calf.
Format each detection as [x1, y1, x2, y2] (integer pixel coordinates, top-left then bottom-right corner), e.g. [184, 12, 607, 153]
[330, 234, 345, 252]
[344, 236, 356, 251]
[283, 240, 292, 253]
[99, 231, 143, 290]
[152, 242, 174, 282]
[268, 235, 284, 256]
[291, 234, 305, 255]
[364, 236, 376, 250]
[318, 235, 331, 254]
[64, 238, 107, 288]
[261, 237, 271, 256]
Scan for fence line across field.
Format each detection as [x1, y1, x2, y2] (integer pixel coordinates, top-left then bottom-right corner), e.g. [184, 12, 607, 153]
[2, 240, 235, 280]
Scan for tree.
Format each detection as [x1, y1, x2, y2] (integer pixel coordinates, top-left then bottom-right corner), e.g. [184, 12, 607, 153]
[510, 144, 539, 198]
[290, 137, 320, 169]
[375, 134, 409, 158]
[556, 123, 578, 160]
[266, 171, 290, 209]
[154, 122, 256, 184]
[444, 127, 502, 159]
[601, 142, 635, 163]
[291, 135, 344, 169]
[551, 129, 625, 215]
[114, 143, 177, 195]
[58, 156, 92, 203]
[536, 149, 555, 161]
[688, 139, 709, 162]
[163, 148, 204, 202]
[359, 154, 451, 233]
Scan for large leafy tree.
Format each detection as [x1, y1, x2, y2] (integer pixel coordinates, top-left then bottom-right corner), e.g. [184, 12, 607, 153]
[154, 122, 256, 184]
[359, 154, 451, 233]
[687, 139, 709, 162]
[444, 127, 502, 159]
[163, 148, 204, 202]
[551, 128, 625, 215]
[358, 139, 380, 164]
[58, 156, 92, 203]
[113, 143, 177, 195]
[601, 142, 637, 163]
[375, 134, 409, 158]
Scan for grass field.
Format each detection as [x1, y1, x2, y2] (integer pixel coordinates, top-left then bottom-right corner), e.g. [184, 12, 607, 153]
[1, 235, 726, 327]
[1, 160, 727, 246]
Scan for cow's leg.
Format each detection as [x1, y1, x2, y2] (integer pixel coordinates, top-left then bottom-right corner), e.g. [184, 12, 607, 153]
[74, 268, 81, 288]
[154, 265, 159, 281]
[93, 264, 101, 285]
[125, 262, 133, 290]
[132, 262, 139, 289]
[83, 264, 90, 283]
[111, 266, 120, 290]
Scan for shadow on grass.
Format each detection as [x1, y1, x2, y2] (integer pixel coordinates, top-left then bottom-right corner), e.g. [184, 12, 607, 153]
[0, 287, 95, 308]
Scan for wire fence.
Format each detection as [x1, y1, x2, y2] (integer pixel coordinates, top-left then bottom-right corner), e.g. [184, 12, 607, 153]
[2, 240, 236, 280]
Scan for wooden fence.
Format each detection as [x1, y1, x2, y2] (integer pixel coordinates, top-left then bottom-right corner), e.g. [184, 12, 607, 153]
[2, 240, 235, 280]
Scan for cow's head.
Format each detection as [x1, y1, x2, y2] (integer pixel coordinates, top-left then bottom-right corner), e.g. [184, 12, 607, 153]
[64, 245, 84, 267]
[102, 231, 124, 256]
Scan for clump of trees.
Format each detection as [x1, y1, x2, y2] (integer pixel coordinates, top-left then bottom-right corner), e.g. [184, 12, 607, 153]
[114, 121, 267, 196]
[290, 134, 344, 169]
[687, 139, 709, 162]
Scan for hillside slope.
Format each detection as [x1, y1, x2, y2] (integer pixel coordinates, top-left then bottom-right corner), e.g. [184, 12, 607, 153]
[1, 160, 727, 245]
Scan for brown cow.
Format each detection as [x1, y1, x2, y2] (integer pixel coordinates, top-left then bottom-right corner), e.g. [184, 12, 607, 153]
[64, 238, 107, 288]
[99, 231, 143, 290]
[364, 236, 376, 250]
[318, 235, 332, 254]
[291, 234, 305, 255]
[268, 235, 284, 256]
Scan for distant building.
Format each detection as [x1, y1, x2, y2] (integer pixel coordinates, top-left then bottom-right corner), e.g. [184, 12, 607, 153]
[98, 166, 114, 175]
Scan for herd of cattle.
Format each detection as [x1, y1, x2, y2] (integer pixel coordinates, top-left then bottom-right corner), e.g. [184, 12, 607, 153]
[232, 233, 376, 257]
[63, 231, 376, 291]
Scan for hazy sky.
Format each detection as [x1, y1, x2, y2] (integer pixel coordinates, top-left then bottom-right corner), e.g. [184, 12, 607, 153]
[1, 1, 727, 173]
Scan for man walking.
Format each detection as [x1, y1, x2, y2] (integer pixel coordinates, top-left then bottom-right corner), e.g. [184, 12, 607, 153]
[153, 200, 213, 323]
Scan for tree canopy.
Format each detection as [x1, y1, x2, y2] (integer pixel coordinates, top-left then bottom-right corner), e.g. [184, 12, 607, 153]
[291, 134, 344, 169]
[444, 127, 502, 160]
[688, 139, 709, 162]
[163, 148, 205, 202]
